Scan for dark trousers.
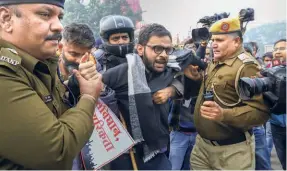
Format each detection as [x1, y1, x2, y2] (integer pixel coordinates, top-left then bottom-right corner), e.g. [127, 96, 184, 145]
[271, 123, 286, 170]
[110, 152, 171, 170]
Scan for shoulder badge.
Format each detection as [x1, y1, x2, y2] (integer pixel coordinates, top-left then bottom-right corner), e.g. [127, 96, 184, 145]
[238, 53, 255, 64]
[0, 47, 21, 72]
[0, 56, 20, 65]
[6, 48, 18, 55]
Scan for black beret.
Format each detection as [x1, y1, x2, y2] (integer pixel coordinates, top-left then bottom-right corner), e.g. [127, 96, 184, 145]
[0, 0, 65, 8]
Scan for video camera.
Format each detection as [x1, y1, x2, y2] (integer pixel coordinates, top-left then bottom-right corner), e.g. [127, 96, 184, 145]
[239, 8, 254, 22]
[192, 12, 230, 43]
[192, 8, 255, 43]
[239, 8, 255, 33]
[238, 64, 286, 114]
[198, 12, 230, 27]
[170, 48, 208, 71]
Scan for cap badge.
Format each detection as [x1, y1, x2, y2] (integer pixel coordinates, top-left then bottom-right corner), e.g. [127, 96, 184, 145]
[221, 22, 230, 32]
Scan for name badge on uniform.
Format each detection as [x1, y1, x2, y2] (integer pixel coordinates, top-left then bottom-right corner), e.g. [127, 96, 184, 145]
[43, 95, 53, 103]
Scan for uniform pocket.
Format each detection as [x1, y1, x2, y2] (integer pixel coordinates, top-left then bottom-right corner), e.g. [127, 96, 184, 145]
[213, 81, 227, 94]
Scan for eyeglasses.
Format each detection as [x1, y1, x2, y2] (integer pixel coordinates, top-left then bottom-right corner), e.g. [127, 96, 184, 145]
[273, 47, 287, 52]
[146, 45, 174, 55]
[110, 35, 130, 42]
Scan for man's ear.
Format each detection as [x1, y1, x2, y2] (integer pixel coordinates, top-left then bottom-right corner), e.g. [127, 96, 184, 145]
[0, 7, 13, 33]
[234, 37, 241, 49]
[137, 44, 144, 56]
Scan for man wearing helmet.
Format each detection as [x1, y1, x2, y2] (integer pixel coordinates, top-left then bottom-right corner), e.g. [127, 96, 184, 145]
[96, 15, 182, 105]
[96, 15, 135, 70]
[92, 16, 183, 170]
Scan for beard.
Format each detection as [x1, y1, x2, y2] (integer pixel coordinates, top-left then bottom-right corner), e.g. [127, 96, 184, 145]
[61, 51, 79, 75]
[143, 55, 167, 74]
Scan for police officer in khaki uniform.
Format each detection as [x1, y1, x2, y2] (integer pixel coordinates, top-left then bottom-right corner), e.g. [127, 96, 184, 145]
[0, 0, 103, 169]
[184, 17, 269, 170]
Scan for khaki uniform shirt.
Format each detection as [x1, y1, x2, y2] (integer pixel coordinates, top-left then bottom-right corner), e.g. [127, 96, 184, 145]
[194, 48, 269, 140]
[0, 40, 95, 169]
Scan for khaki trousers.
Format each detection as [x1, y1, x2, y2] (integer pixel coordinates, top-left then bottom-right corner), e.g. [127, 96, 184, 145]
[190, 133, 255, 170]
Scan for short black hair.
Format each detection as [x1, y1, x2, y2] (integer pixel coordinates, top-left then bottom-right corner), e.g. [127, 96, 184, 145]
[249, 41, 258, 52]
[262, 52, 273, 60]
[274, 39, 286, 46]
[243, 43, 253, 55]
[62, 23, 95, 49]
[138, 23, 172, 46]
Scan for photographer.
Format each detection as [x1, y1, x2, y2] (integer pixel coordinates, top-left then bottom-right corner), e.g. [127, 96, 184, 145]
[244, 42, 272, 170]
[249, 41, 264, 65]
[269, 39, 286, 170]
[262, 52, 273, 68]
[184, 17, 269, 170]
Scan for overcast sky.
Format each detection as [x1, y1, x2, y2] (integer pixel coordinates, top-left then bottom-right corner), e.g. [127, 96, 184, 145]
[140, 0, 286, 39]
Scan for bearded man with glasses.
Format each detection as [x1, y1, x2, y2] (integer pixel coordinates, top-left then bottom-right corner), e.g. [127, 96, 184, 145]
[69, 16, 184, 169]
[96, 23, 186, 170]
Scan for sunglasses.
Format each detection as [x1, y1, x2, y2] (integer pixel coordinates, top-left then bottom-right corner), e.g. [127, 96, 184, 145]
[146, 45, 174, 55]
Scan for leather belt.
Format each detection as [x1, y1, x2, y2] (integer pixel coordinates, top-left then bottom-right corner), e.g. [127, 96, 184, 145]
[202, 130, 253, 146]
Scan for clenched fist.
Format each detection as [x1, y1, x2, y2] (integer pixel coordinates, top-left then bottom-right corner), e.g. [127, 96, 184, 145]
[78, 52, 100, 80]
[153, 86, 175, 104]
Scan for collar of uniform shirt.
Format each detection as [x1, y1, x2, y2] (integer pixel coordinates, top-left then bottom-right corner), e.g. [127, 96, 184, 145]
[0, 39, 56, 74]
[218, 47, 244, 66]
[0, 39, 38, 72]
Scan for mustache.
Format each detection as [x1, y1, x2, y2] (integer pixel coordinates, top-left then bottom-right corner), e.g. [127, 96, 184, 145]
[155, 57, 167, 64]
[45, 33, 62, 41]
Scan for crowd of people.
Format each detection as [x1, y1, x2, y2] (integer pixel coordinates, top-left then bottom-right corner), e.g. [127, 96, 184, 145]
[0, 0, 285, 170]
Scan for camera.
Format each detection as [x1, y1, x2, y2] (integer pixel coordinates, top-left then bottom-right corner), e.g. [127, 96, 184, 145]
[239, 8, 255, 34]
[170, 48, 208, 70]
[239, 8, 254, 22]
[192, 27, 210, 43]
[198, 12, 230, 27]
[238, 65, 286, 114]
[192, 12, 230, 43]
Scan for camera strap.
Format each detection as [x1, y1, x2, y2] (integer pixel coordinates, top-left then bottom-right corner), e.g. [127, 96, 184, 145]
[212, 53, 257, 107]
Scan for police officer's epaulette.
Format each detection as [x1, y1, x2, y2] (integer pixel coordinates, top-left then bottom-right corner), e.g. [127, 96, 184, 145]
[0, 47, 21, 72]
[238, 53, 256, 64]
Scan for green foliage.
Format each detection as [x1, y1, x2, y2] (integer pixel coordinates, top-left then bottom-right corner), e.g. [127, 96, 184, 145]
[62, 0, 142, 37]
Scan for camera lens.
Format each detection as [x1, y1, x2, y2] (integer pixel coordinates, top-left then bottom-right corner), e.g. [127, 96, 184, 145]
[192, 27, 210, 43]
[238, 77, 272, 100]
[239, 8, 254, 22]
[239, 9, 247, 18]
[198, 28, 210, 40]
